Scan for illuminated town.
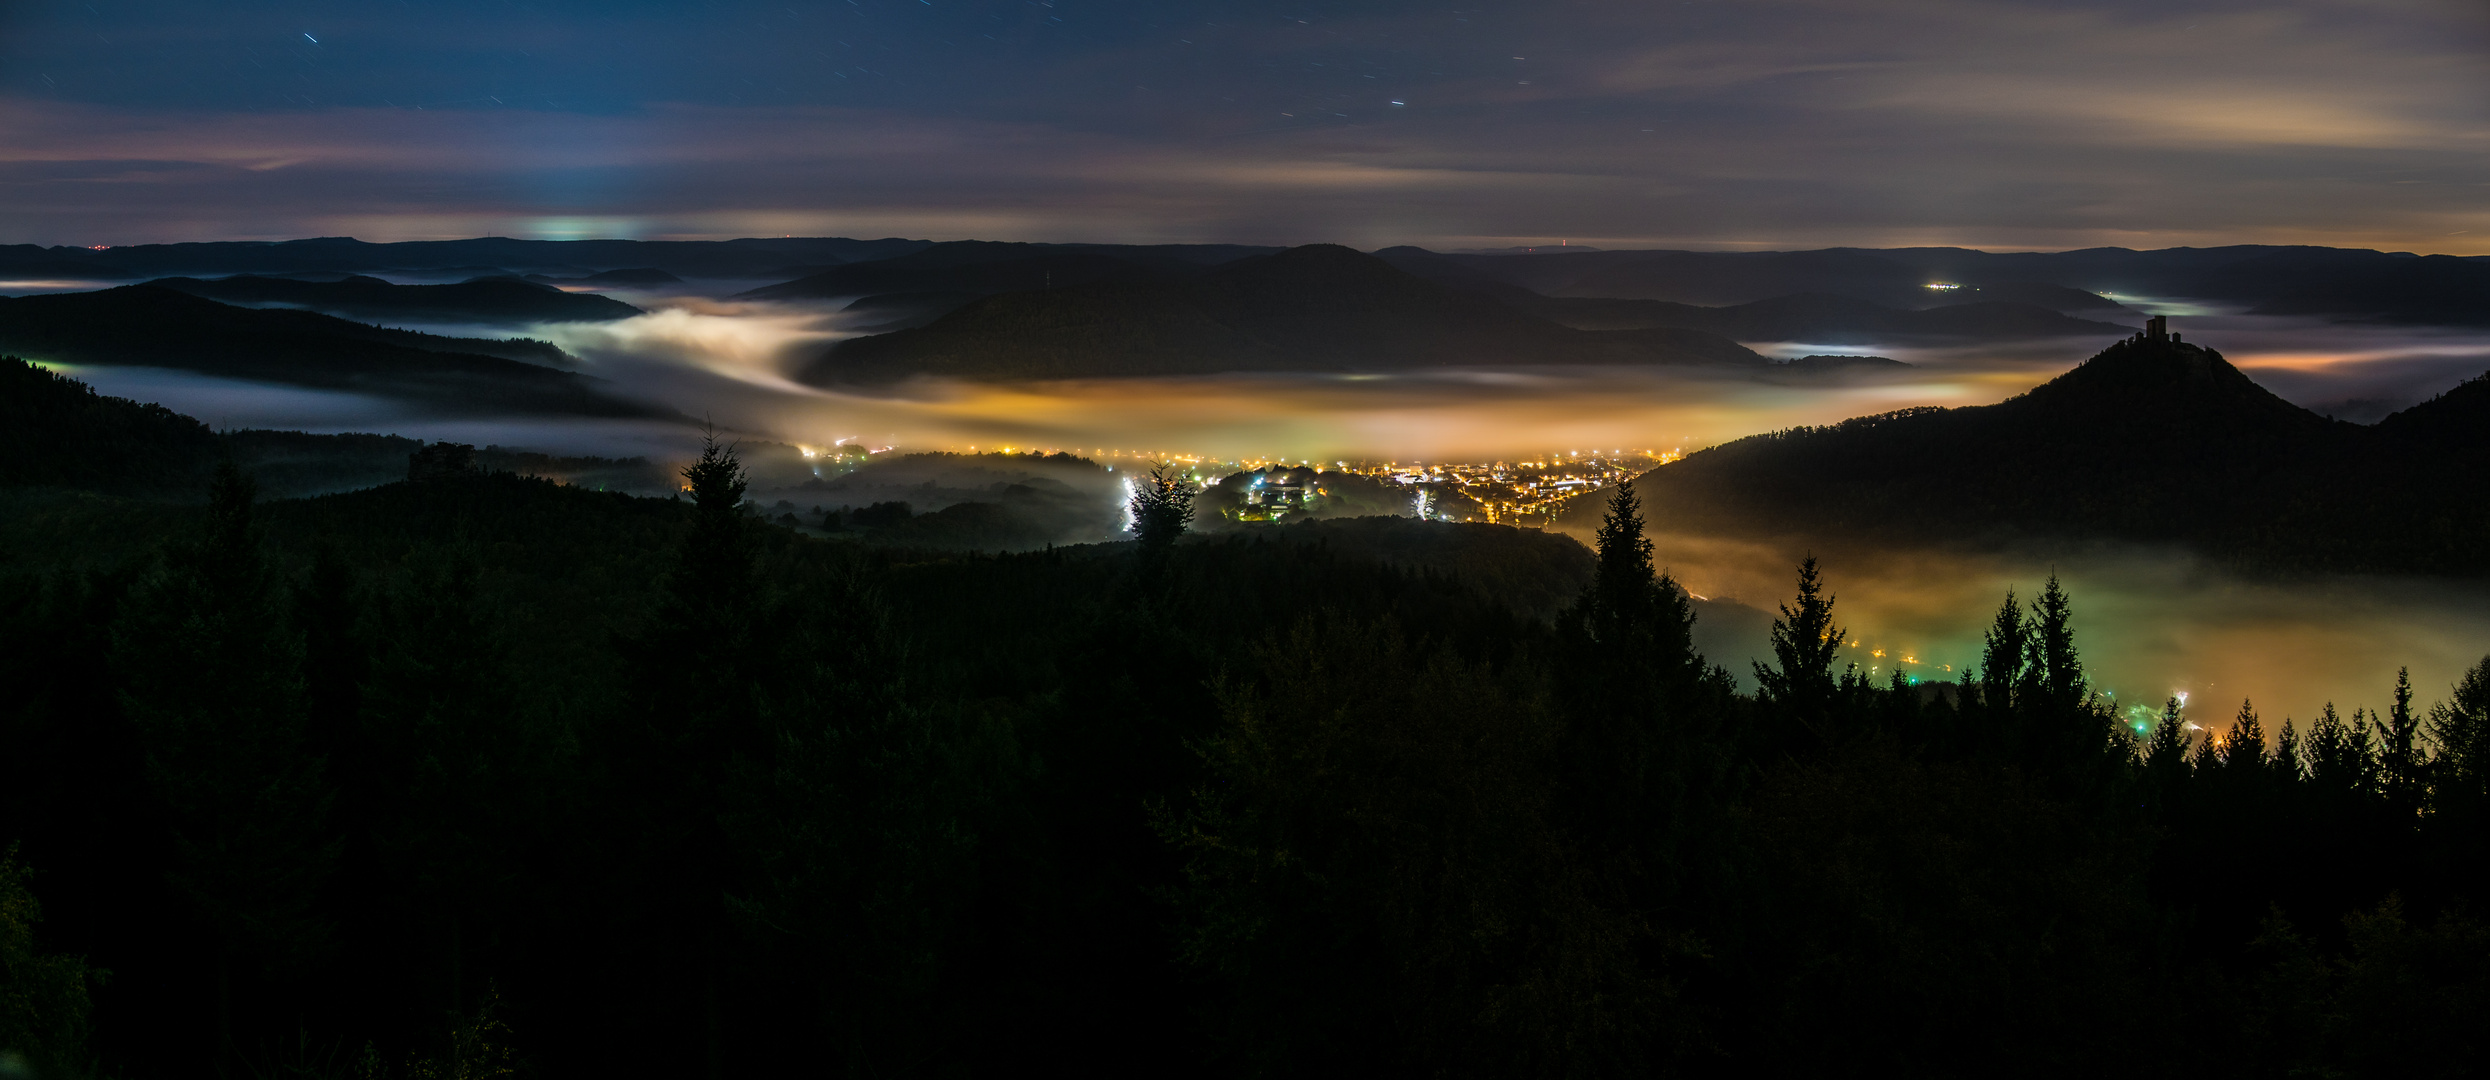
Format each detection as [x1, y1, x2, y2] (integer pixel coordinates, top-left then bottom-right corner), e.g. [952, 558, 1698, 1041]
[843, 443, 1689, 527]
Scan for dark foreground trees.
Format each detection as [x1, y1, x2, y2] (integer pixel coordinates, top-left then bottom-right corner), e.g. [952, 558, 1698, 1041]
[2, 477, 2486, 1078]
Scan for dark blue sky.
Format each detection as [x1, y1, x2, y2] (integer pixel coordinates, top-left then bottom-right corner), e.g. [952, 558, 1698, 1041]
[3, 0, 2484, 250]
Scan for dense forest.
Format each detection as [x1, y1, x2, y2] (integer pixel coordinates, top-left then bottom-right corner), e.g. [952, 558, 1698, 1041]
[3, 403, 2487, 1078]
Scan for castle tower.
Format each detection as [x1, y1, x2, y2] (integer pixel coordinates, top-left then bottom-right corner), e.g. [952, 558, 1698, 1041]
[2146, 315, 2168, 341]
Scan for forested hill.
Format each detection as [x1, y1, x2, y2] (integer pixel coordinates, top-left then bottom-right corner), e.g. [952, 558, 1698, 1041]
[0, 355, 221, 493]
[0, 287, 658, 416]
[145, 274, 643, 325]
[0, 357, 671, 502]
[1570, 334, 2490, 575]
[802, 244, 1769, 382]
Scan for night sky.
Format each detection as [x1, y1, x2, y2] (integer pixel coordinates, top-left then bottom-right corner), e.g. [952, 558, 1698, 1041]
[3, 0, 2484, 250]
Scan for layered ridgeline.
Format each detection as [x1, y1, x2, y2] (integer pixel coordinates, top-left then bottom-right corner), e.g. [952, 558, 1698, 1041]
[0, 286, 657, 416]
[1370, 243, 2490, 325]
[0, 357, 666, 499]
[144, 274, 643, 324]
[13, 236, 2479, 325]
[1495, 291, 2131, 343]
[1372, 246, 2140, 341]
[801, 244, 1777, 382]
[0, 235, 935, 281]
[1570, 329, 2490, 574]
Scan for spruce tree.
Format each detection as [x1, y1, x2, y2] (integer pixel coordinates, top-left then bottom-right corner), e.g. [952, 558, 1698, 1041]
[2376, 668, 2428, 825]
[1971, 589, 2028, 717]
[1755, 556, 1845, 754]
[2141, 696, 2193, 819]
[620, 433, 771, 1079]
[2025, 576, 2086, 712]
[2221, 699, 2269, 778]
[1128, 463, 1197, 551]
[1580, 481, 1698, 682]
[2424, 655, 2490, 895]
[2304, 702, 2377, 801]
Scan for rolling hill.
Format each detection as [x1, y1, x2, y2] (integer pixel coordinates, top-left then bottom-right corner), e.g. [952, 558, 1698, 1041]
[1505, 291, 2133, 342]
[801, 245, 1778, 382]
[0, 286, 657, 416]
[1564, 330, 2488, 574]
[145, 274, 643, 325]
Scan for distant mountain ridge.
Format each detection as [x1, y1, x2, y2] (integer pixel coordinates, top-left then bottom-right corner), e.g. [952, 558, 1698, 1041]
[146, 274, 643, 325]
[1566, 331, 2489, 575]
[801, 245, 1783, 382]
[1499, 291, 2133, 343]
[1371, 244, 2487, 324]
[0, 236, 936, 281]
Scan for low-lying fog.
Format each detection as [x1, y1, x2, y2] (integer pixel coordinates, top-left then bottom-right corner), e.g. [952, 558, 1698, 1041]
[32, 282, 2490, 728]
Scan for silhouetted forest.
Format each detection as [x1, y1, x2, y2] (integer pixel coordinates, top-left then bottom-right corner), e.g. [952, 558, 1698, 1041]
[0, 359, 663, 501]
[3, 422, 2486, 1078]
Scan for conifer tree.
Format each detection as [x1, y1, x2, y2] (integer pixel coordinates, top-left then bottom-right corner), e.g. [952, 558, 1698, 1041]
[2424, 655, 2490, 894]
[1579, 482, 1699, 682]
[2304, 702, 2377, 800]
[1970, 589, 2028, 716]
[1755, 557, 1845, 752]
[621, 433, 772, 1079]
[2147, 696, 2191, 767]
[2220, 699, 2269, 777]
[2024, 576, 2086, 712]
[1561, 485, 1718, 850]
[2431, 657, 2490, 804]
[2141, 696, 2193, 818]
[1128, 463, 1196, 551]
[2376, 668, 2429, 825]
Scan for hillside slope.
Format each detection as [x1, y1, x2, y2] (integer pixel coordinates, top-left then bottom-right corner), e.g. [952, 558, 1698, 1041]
[147, 274, 642, 324]
[0, 287, 656, 416]
[1563, 333, 2487, 574]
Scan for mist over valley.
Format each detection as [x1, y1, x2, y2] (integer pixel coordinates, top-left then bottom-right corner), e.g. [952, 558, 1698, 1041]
[8, 236, 2485, 725]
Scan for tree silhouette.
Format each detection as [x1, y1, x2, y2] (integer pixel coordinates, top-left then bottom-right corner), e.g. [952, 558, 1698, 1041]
[1127, 463, 1196, 550]
[1971, 589, 2028, 718]
[1755, 556, 1845, 751]
[619, 431, 770, 1080]
[2377, 668, 2429, 825]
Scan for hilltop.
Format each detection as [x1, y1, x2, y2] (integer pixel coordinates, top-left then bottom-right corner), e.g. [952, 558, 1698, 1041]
[1564, 329, 2488, 574]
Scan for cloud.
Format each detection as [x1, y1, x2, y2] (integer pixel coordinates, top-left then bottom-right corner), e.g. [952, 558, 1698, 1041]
[0, 0, 2482, 251]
